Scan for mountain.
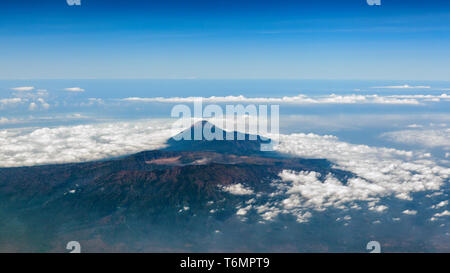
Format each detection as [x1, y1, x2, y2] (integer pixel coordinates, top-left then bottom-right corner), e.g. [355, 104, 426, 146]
[1, 121, 432, 253]
[164, 120, 271, 155]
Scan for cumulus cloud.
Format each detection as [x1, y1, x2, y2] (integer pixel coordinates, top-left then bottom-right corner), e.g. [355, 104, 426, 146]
[37, 98, 50, 109]
[0, 95, 49, 111]
[0, 119, 176, 167]
[236, 205, 253, 216]
[10, 86, 35, 92]
[64, 87, 85, 92]
[402, 210, 418, 215]
[28, 98, 50, 111]
[28, 102, 38, 111]
[370, 205, 389, 212]
[248, 131, 450, 222]
[431, 200, 448, 209]
[221, 184, 254, 195]
[434, 210, 450, 217]
[122, 94, 421, 105]
[253, 169, 394, 222]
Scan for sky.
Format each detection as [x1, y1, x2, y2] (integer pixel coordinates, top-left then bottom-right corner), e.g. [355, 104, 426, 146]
[1, 0, 450, 80]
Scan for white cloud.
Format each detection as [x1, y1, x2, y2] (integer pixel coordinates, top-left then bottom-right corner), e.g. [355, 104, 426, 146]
[0, 117, 11, 124]
[389, 94, 450, 100]
[0, 98, 22, 106]
[236, 205, 252, 216]
[122, 94, 421, 105]
[221, 184, 254, 195]
[64, 87, 85, 92]
[370, 205, 389, 212]
[407, 124, 423, 128]
[272, 170, 393, 213]
[28, 102, 37, 111]
[431, 200, 448, 209]
[434, 210, 450, 217]
[37, 98, 50, 109]
[381, 129, 450, 148]
[371, 85, 431, 89]
[0, 119, 176, 167]
[265, 132, 449, 220]
[402, 210, 418, 215]
[10, 86, 35, 92]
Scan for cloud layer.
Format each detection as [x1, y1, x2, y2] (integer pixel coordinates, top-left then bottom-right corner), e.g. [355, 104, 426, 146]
[382, 128, 450, 148]
[122, 94, 427, 105]
[0, 119, 176, 167]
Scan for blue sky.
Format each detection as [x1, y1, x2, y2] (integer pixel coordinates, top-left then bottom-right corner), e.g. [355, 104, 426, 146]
[1, 0, 450, 80]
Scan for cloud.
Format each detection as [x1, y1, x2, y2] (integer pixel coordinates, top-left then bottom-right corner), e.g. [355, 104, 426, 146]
[434, 210, 450, 217]
[388, 94, 450, 102]
[236, 205, 252, 216]
[28, 102, 37, 111]
[261, 132, 450, 221]
[122, 94, 421, 105]
[64, 87, 85, 92]
[370, 205, 389, 212]
[37, 98, 50, 109]
[402, 210, 418, 215]
[273, 170, 390, 211]
[0, 98, 22, 106]
[371, 85, 431, 89]
[221, 184, 254, 195]
[0, 119, 176, 167]
[431, 200, 448, 209]
[381, 128, 450, 148]
[10, 86, 35, 92]
[26, 98, 50, 111]
[0, 117, 13, 124]
[407, 124, 423, 128]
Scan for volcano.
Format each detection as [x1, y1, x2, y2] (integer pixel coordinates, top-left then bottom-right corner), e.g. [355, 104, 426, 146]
[0, 121, 354, 252]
